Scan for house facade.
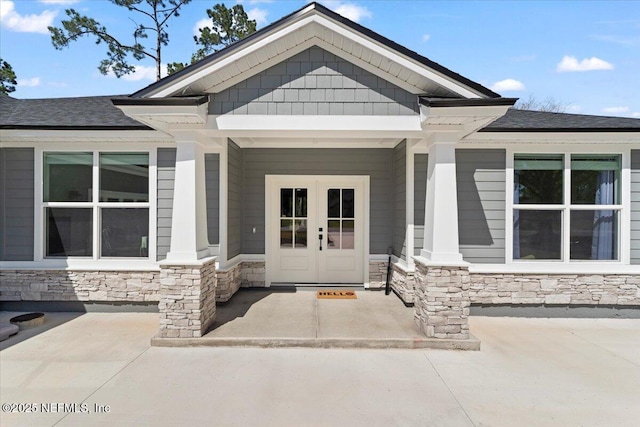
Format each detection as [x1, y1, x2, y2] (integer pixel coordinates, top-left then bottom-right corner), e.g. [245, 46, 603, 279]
[1, 3, 639, 341]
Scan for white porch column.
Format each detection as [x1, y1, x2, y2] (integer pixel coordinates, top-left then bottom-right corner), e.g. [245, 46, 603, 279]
[165, 139, 210, 262]
[420, 140, 463, 263]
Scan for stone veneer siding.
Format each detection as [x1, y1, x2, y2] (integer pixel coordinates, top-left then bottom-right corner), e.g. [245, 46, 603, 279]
[241, 262, 266, 287]
[470, 273, 640, 306]
[216, 263, 242, 302]
[391, 263, 415, 304]
[369, 260, 388, 288]
[158, 259, 217, 338]
[413, 262, 470, 340]
[0, 270, 160, 302]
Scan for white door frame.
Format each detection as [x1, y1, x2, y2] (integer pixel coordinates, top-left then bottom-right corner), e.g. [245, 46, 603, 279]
[265, 175, 370, 286]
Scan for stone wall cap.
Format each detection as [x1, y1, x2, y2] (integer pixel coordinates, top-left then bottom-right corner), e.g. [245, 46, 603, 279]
[412, 256, 470, 268]
[159, 256, 218, 268]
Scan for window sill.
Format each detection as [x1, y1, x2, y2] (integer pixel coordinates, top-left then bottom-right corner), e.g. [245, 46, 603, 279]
[470, 263, 640, 275]
[0, 259, 161, 271]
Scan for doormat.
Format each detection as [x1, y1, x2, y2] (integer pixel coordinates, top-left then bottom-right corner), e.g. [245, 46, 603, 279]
[317, 290, 357, 299]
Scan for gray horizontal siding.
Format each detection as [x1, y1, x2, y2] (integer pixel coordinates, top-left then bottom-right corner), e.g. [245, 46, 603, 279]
[456, 149, 506, 264]
[0, 148, 34, 261]
[209, 46, 418, 116]
[631, 150, 640, 264]
[228, 141, 243, 259]
[413, 154, 428, 256]
[156, 148, 176, 261]
[205, 153, 220, 245]
[243, 148, 393, 254]
[393, 141, 406, 259]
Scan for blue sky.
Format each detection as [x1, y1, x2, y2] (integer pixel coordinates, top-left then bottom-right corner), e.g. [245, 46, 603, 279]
[1, 0, 639, 118]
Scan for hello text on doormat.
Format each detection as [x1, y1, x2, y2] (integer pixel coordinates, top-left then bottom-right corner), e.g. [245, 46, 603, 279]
[316, 290, 357, 299]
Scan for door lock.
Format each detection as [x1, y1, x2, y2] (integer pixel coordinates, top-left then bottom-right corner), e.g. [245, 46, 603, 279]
[319, 234, 323, 251]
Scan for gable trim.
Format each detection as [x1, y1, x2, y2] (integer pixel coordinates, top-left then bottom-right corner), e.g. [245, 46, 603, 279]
[132, 2, 498, 100]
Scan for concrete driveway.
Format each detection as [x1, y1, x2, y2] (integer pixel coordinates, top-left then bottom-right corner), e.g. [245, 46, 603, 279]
[1, 312, 639, 426]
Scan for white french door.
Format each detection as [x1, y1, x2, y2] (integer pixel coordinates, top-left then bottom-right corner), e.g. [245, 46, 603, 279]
[266, 176, 366, 285]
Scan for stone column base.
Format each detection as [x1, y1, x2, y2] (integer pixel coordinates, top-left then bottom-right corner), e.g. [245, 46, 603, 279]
[414, 259, 470, 340]
[158, 258, 217, 338]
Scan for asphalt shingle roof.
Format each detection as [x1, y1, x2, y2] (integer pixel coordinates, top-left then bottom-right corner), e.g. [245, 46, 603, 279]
[1, 94, 639, 132]
[483, 109, 640, 132]
[0, 94, 149, 130]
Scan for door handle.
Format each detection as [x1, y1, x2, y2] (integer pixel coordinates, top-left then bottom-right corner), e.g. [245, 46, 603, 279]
[319, 234, 323, 251]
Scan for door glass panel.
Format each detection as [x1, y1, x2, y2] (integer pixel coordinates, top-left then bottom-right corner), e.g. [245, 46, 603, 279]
[295, 219, 307, 248]
[327, 220, 340, 249]
[280, 219, 293, 247]
[295, 189, 307, 217]
[281, 188, 308, 249]
[281, 189, 293, 217]
[328, 189, 340, 218]
[342, 189, 354, 218]
[342, 220, 354, 249]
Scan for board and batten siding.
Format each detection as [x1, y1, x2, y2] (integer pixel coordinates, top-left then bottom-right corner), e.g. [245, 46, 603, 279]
[242, 148, 393, 255]
[631, 150, 640, 264]
[393, 141, 406, 258]
[227, 141, 243, 259]
[209, 46, 417, 116]
[456, 149, 506, 263]
[0, 148, 35, 261]
[205, 153, 220, 245]
[413, 154, 428, 256]
[156, 148, 176, 261]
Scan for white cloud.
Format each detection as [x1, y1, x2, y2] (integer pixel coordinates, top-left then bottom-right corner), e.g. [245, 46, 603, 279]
[567, 105, 582, 113]
[490, 79, 526, 92]
[39, 0, 80, 4]
[324, 1, 372, 22]
[602, 106, 629, 114]
[556, 55, 614, 72]
[106, 64, 166, 82]
[591, 34, 640, 46]
[193, 17, 210, 36]
[17, 77, 41, 87]
[238, 0, 274, 4]
[632, 112, 640, 118]
[0, 0, 57, 34]
[421, 34, 430, 42]
[247, 7, 268, 26]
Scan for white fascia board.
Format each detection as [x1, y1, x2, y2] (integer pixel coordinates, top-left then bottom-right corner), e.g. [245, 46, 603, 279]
[150, 16, 320, 98]
[316, 16, 483, 99]
[115, 103, 209, 125]
[148, 12, 485, 100]
[465, 131, 640, 144]
[0, 130, 170, 144]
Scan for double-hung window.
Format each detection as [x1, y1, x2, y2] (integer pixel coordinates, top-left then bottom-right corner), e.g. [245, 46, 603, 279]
[513, 153, 621, 262]
[43, 152, 150, 259]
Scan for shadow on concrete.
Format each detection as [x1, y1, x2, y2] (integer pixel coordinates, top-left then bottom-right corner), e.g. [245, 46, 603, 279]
[209, 288, 298, 332]
[0, 311, 84, 351]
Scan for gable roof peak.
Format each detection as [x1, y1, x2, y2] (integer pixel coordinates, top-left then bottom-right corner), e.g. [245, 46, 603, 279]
[132, 1, 499, 99]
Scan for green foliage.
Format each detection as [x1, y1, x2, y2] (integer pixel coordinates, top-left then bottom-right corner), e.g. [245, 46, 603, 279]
[49, 0, 191, 81]
[167, 4, 256, 75]
[0, 58, 17, 94]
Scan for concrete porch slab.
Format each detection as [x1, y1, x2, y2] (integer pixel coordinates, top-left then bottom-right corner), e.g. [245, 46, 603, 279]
[151, 288, 480, 350]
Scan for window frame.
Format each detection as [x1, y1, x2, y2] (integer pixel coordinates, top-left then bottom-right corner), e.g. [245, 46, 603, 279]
[34, 146, 158, 267]
[506, 146, 630, 265]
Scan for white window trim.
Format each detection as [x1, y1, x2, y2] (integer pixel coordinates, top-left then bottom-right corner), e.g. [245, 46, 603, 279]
[30, 144, 158, 269]
[505, 145, 631, 269]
